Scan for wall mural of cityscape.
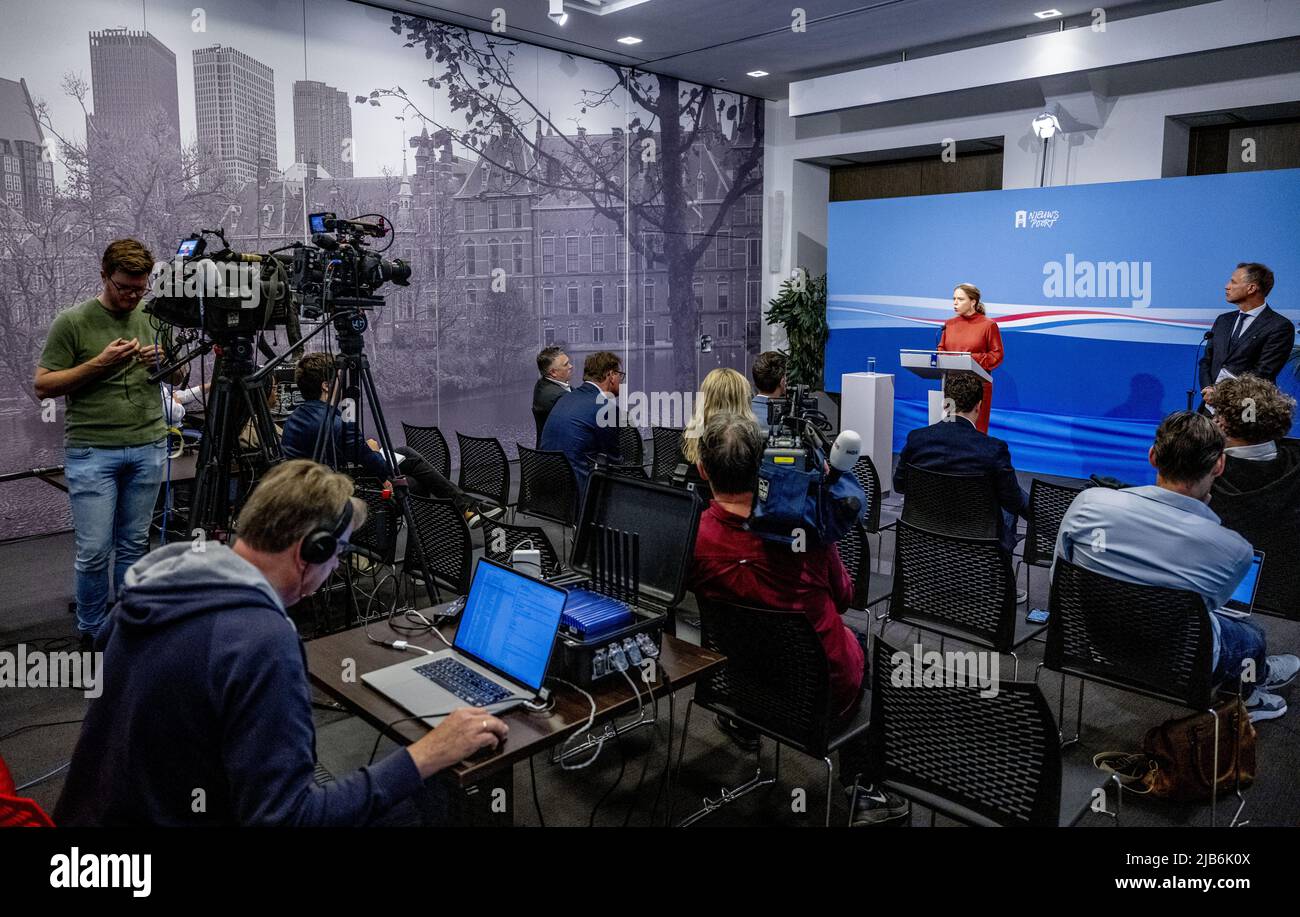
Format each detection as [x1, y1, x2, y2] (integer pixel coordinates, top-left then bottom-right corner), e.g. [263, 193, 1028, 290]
[0, 0, 765, 540]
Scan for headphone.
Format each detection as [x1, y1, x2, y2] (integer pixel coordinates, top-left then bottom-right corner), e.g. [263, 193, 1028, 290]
[300, 498, 354, 565]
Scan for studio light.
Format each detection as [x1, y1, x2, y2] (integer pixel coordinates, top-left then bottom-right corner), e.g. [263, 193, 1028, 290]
[1032, 112, 1061, 140]
[617, 36, 642, 45]
[747, 70, 769, 78]
[548, 0, 569, 26]
[1033, 8, 1063, 19]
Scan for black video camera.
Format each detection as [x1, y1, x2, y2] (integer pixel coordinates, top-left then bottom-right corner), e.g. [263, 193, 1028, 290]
[762, 384, 830, 471]
[293, 212, 412, 319]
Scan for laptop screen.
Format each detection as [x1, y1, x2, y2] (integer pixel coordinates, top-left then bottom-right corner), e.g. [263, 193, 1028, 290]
[1226, 551, 1265, 612]
[454, 559, 566, 691]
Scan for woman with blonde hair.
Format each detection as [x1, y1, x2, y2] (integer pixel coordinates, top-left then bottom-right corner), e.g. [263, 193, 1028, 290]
[683, 367, 754, 464]
[938, 282, 1004, 432]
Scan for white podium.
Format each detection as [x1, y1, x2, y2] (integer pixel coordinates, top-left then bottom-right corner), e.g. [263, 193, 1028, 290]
[840, 371, 893, 493]
[899, 350, 990, 423]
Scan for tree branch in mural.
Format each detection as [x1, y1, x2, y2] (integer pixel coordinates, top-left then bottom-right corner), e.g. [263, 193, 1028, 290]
[371, 16, 764, 392]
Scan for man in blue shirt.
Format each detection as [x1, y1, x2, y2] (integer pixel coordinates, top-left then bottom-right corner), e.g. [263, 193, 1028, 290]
[539, 350, 624, 496]
[1054, 411, 1298, 722]
[281, 353, 500, 526]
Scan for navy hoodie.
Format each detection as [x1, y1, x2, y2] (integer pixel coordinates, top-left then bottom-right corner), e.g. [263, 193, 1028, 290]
[53, 542, 422, 826]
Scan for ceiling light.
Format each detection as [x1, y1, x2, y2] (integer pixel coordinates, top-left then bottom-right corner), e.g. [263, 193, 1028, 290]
[1033, 8, 1063, 18]
[548, 0, 569, 26]
[747, 70, 769, 78]
[617, 36, 642, 45]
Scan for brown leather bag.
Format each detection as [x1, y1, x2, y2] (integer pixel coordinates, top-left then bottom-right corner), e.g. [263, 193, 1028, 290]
[1139, 698, 1256, 802]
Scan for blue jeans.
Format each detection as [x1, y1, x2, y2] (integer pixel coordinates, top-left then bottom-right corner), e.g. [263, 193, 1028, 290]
[64, 440, 167, 636]
[1212, 613, 1268, 686]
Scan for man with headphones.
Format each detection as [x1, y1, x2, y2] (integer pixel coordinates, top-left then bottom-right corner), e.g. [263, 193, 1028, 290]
[55, 460, 508, 826]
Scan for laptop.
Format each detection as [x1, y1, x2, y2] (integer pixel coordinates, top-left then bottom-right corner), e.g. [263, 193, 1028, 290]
[362, 558, 566, 724]
[1222, 550, 1266, 617]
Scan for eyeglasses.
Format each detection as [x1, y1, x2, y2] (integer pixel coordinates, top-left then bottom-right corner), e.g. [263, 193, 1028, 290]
[109, 276, 150, 299]
[612, 370, 627, 380]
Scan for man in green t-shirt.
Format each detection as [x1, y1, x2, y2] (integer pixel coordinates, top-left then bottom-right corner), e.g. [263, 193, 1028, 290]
[36, 239, 185, 643]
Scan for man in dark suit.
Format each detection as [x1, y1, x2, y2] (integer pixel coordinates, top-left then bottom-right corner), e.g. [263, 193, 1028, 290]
[539, 350, 624, 495]
[1200, 263, 1295, 405]
[532, 346, 573, 444]
[894, 370, 1029, 554]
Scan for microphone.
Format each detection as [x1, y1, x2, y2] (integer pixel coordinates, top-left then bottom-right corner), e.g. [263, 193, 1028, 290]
[827, 429, 861, 483]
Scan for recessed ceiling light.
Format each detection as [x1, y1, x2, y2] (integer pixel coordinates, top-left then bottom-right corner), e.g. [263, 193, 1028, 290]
[747, 70, 769, 78]
[617, 36, 642, 45]
[1033, 8, 1063, 18]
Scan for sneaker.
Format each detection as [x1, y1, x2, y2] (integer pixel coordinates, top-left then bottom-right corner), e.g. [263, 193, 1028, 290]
[713, 714, 760, 752]
[1262, 654, 1300, 691]
[1245, 688, 1287, 723]
[849, 785, 911, 827]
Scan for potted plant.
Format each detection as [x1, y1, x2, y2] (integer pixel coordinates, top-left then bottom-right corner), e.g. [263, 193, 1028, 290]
[765, 268, 829, 390]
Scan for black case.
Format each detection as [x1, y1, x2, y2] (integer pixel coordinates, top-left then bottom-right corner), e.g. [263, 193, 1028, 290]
[550, 467, 702, 686]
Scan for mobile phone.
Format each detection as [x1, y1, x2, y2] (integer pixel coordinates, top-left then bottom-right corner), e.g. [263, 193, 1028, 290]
[1026, 607, 1050, 624]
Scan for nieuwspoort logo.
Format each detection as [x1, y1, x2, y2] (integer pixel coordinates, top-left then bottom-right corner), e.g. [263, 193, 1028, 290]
[1014, 208, 1061, 229]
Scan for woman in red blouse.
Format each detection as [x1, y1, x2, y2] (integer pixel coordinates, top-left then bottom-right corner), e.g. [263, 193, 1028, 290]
[938, 282, 1003, 433]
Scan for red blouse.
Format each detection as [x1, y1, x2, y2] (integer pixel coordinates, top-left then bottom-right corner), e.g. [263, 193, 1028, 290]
[938, 312, 1004, 373]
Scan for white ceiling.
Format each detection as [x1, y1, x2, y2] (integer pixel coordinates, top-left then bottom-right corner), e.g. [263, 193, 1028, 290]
[369, 0, 1220, 98]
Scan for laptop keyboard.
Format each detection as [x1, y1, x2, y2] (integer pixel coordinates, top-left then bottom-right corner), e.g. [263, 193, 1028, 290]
[414, 657, 513, 706]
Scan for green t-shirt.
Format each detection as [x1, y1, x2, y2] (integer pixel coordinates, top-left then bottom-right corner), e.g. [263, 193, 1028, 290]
[39, 297, 168, 447]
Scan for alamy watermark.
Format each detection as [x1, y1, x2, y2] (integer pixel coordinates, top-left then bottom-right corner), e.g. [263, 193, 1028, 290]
[151, 257, 262, 307]
[596, 389, 699, 431]
[890, 642, 1001, 698]
[0, 643, 103, 698]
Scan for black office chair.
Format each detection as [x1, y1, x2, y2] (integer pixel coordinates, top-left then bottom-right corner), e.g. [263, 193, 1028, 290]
[618, 425, 645, 470]
[402, 494, 473, 603]
[650, 426, 686, 481]
[837, 522, 891, 612]
[515, 443, 578, 529]
[1022, 478, 1083, 595]
[851, 454, 885, 536]
[455, 433, 511, 512]
[899, 464, 1001, 540]
[482, 519, 564, 580]
[1041, 558, 1245, 826]
[400, 423, 452, 480]
[346, 484, 402, 616]
[672, 595, 870, 827]
[883, 521, 1044, 678]
[1211, 460, 1300, 621]
[866, 639, 1113, 827]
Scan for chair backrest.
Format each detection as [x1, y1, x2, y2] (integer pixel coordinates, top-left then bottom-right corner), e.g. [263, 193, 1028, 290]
[891, 521, 1018, 651]
[349, 484, 401, 565]
[850, 454, 884, 533]
[455, 432, 511, 507]
[1046, 558, 1216, 708]
[1211, 462, 1300, 621]
[483, 519, 564, 579]
[694, 594, 836, 755]
[618, 425, 645, 469]
[400, 423, 451, 479]
[650, 426, 686, 481]
[866, 640, 1064, 827]
[900, 464, 1000, 540]
[404, 494, 473, 598]
[837, 522, 871, 610]
[0, 753, 54, 827]
[516, 443, 578, 527]
[1023, 478, 1084, 568]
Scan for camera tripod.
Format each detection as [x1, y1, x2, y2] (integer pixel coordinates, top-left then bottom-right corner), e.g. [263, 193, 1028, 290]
[311, 308, 442, 614]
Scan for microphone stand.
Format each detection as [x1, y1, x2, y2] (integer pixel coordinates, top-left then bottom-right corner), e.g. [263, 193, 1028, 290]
[1188, 330, 1212, 412]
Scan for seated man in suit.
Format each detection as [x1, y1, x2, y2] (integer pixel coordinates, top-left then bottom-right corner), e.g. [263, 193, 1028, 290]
[689, 411, 908, 826]
[1199, 262, 1295, 406]
[1054, 411, 1298, 722]
[532, 346, 573, 444]
[539, 350, 623, 496]
[1207, 374, 1300, 616]
[281, 353, 500, 527]
[894, 370, 1029, 554]
[749, 350, 786, 436]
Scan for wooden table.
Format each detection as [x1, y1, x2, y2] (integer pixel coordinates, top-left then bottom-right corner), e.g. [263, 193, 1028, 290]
[304, 609, 725, 790]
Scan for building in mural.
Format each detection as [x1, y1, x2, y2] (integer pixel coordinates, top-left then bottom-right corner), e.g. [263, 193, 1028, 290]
[0, 77, 54, 219]
[193, 44, 277, 190]
[293, 80, 353, 180]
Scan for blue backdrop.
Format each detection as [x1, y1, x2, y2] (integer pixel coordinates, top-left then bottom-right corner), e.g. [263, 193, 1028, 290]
[825, 169, 1300, 483]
